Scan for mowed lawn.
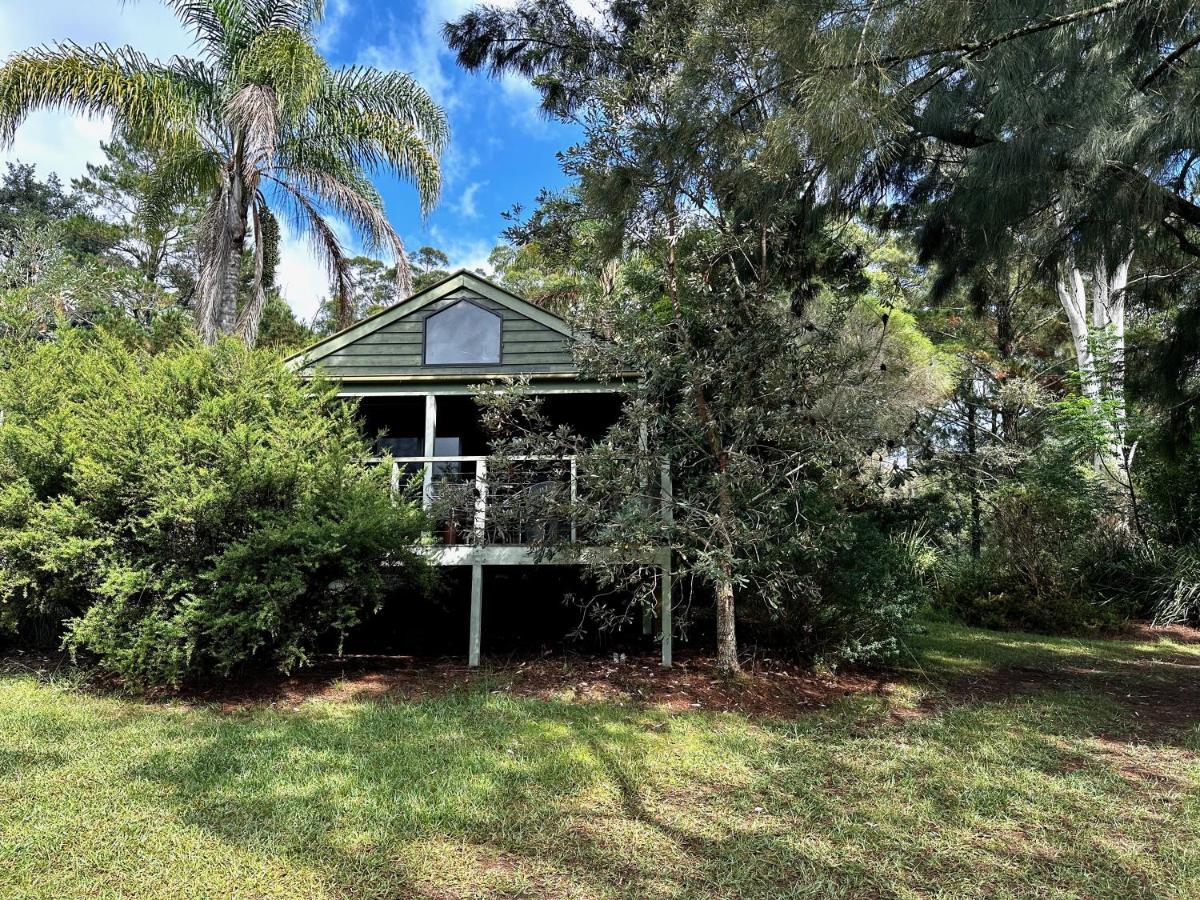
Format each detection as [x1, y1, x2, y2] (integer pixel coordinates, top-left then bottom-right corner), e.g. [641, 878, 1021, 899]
[1, 625, 1198, 899]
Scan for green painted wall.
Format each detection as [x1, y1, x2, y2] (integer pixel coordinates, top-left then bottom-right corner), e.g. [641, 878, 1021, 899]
[308, 289, 577, 378]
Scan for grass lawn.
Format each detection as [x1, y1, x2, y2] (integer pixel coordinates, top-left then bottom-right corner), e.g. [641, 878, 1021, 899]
[1, 623, 1198, 899]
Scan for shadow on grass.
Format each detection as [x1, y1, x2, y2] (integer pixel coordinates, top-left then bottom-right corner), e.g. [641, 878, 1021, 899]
[910, 621, 1200, 678]
[3, 624, 1199, 897]
[907, 623, 1200, 750]
[110, 688, 1196, 897]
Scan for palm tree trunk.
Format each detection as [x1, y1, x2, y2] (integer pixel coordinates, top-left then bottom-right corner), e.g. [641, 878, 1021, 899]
[196, 175, 249, 345]
[218, 177, 248, 337]
[235, 203, 268, 347]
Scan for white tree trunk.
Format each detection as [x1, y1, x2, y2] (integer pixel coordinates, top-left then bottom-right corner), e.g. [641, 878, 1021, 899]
[1054, 244, 1134, 485]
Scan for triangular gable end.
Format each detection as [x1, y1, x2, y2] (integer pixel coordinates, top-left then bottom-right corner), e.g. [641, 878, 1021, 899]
[285, 271, 576, 376]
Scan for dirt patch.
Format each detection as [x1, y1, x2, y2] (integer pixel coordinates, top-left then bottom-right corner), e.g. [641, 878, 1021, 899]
[0, 650, 77, 677]
[934, 660, 1200, 737]
[5, 632, 1198, 733]
[164, 651, 890, 719]
[1119, 622, 1200, 645]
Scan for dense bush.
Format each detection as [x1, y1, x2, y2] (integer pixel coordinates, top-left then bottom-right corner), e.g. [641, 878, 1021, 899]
[737, 510, 936, 668]
[939, 480, 1145, 634]
[0, 330, 429, 685]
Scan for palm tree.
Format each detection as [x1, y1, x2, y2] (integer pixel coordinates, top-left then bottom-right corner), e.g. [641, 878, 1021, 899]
[0, 0, 447, 345]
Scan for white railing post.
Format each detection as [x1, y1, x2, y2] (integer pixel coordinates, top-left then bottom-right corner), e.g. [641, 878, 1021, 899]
[469, 563, 483, 667]
[569, 456, 578, 543]
[422, 394, 437, 510]
[389, 460, 400, 501]
[474, 458, 488, 545]
[660, 461, 673, 527]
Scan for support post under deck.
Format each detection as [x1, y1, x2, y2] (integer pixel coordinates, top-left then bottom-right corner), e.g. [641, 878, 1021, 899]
[660, 461, 674, 668]
[469, 563, 483, 667]
[660, 564, 672, 668]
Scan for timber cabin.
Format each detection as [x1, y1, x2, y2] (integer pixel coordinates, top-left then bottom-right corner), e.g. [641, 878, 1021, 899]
[289, 270, 673, 667]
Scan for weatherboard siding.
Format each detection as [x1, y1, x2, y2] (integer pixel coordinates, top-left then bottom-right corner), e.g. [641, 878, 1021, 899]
[308, 289, 578, 377]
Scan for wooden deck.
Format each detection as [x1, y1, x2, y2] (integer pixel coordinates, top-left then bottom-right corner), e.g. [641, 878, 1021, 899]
[378, 453, 674, 668]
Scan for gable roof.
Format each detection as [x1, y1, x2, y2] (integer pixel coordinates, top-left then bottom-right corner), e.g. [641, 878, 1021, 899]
[287, 269, 576, 372]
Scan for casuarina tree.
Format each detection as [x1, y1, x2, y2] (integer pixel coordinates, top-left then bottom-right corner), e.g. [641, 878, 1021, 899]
[448, 0, 947, 673]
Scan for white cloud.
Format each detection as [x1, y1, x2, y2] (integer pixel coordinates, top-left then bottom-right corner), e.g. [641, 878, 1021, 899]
[0, 0, 193, 182]
[355, 5, 461, 112]
[454, 180, 485, 219]
[423, 224, 496, 274]
[449, 241, 496, 275]
[355, 0, 575, 142]
[3, 111, 112, 183]
[498, 74, 556, 137]
[316, 0, 353, 52]
[275, 215, 362, 324]
[276, 227, 329, 324]
[0, 0, 192, 58]
[440, 141, 481, 189]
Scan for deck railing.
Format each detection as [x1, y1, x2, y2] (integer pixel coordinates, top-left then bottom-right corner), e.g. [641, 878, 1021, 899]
[375, 455, 575, 546]
[371, 454, 670, 548]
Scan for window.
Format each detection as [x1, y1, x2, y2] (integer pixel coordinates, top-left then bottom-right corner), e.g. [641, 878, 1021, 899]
[424, 300, 502, 365]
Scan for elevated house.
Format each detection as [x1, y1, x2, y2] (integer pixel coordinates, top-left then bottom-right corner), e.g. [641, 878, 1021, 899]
[289, 270, 672, 667]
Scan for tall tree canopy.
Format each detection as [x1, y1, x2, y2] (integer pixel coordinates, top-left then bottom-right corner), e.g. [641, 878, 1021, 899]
[0, 0, 448, 345]
[449, 0, 948, 672]
[451, 0, 1200, 499]
[782, 0, 1200, 489]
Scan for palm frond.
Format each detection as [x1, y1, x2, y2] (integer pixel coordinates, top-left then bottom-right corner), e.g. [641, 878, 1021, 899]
[163, 55, 227, 116]
[288, 111, 443, 214]
[237, 26, 327, 120]
[268, 175, 355, 310]
[0, 42, 200, 148]
[226, 82, 278, 178]
[318, 67, 449, 154]
[156, 0, 235, 49]
[11, 0, 442, 345]
[257, 0, 325, 34]
[267, 164, 412, 295]
[141, 137, 222, 229]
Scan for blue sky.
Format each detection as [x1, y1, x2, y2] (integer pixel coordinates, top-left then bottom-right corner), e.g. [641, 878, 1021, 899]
[0, 0, 584, 321]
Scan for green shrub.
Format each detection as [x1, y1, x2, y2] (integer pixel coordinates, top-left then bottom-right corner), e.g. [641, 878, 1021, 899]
[1146, 546, 1200, 625]
[739, 513, 933, 668]
[0, 329, 429, 684]
[940, 483, 1144, 634]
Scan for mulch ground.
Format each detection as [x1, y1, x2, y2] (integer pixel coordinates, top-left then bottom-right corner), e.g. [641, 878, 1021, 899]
[171, 651, 895, 719]
[5, 623, 1198, 727]
[1121, 621, 1200, 645]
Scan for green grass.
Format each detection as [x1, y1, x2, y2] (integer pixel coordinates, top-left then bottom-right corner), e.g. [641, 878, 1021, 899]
[1, 623, 1198, 899]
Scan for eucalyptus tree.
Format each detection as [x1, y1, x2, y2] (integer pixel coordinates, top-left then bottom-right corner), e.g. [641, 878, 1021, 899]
[767, 0, 1200, 486]
[0, 0, 448, 345]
